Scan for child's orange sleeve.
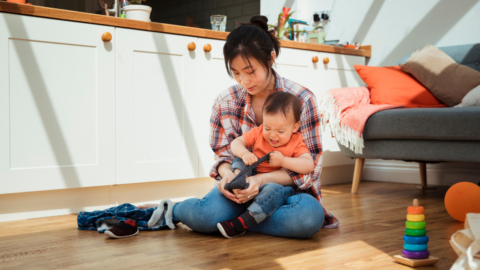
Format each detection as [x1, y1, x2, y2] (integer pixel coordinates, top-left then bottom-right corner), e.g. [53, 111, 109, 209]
[292, 133, 310, 157]
[242, 125, 263, 148]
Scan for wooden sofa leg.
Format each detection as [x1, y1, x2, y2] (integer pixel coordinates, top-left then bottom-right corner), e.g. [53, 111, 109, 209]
[352, 158, 365, 194]
[418, 162, 436, 190]
[419, 162, 427, 187]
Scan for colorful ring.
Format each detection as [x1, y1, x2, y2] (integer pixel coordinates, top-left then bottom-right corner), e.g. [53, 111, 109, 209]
[406, 221, 426, 230]
[402, 249, 430, 259]
[404, 243, 428, 252]
[403, 235, 429, 244]
[405, 228, 427, 236]
[407, 206, 424, 215]
[406, 214, 425, 222]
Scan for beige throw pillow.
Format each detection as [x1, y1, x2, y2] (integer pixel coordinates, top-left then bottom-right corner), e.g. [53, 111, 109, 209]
[400, 44, 480, 106]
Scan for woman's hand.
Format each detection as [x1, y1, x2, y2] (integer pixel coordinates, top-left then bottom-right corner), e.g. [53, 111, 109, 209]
[269, 151, 284, 167]
[218, 170, 241, 204]
[236, 175, 263, 203]
[242, 152, 258, 165]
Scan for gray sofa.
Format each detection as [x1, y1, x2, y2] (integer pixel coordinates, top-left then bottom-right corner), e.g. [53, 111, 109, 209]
[338, 43, 480, 193]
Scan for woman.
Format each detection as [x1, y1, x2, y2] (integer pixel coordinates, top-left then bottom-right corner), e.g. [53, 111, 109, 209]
[144, 16, 338, 238]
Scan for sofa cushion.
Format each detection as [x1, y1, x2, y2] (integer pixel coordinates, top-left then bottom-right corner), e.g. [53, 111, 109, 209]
[354, 65, 446, 108]
[400, 45, 480, 107]
[363, 107, 480, 141]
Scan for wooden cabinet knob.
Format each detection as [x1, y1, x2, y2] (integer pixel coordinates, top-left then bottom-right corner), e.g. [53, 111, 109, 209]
[101, 32, 112, 42]
[187, 42, 196, 51]
[323, 57, 330, 64]
[203, 44, 212, 52]
[312, 56, 319, 63]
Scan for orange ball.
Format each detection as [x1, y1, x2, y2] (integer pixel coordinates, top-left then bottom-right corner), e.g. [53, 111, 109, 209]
[445, 182, 480, 222]
[407, 206, 424, 215]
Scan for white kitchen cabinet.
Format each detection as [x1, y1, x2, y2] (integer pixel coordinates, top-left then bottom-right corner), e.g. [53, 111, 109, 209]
[0, 13, 116, 194]
[196, 38, 237, 177]
[275, 47, 320, 93]
[115, 28, 199, 184]
[317, 53, 365, 95]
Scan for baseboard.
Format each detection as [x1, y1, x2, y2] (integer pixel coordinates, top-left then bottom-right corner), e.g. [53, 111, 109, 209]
[321, 164, 355, 185]
[363, 159, 480, 186]
[0, 178, 215, 223]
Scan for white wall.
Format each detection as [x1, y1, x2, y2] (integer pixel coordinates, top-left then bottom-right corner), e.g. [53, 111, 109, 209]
[261, 0, 334, 27]
[327, 0, 480, 66]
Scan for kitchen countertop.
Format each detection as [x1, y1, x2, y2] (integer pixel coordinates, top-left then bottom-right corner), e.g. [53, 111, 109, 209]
[0, 1, 371, 57]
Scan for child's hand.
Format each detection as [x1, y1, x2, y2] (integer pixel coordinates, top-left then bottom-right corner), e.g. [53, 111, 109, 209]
[242, 152, 258, 165]
[269, 151, 284, 167]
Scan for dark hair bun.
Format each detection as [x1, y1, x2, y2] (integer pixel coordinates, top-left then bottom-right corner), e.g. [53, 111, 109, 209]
[224, 14, 280, 78]
[250, 15, 269, 32]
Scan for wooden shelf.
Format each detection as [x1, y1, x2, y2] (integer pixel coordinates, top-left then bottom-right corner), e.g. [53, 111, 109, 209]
[0, 1, 371, 57]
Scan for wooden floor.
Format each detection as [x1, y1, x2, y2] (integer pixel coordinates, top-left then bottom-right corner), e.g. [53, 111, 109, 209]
[0, 181, 462, 270]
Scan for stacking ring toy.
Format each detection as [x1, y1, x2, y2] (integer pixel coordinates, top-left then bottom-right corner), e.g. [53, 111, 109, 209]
[404, 243, 428, 252]
[395, 199, 438, 267]
[402, 249, 430, 259]
[405, 228, 427, 236]
[406, 214, 425, 222]
[406, 221, 426, 230]
[403, 235, 429, 244]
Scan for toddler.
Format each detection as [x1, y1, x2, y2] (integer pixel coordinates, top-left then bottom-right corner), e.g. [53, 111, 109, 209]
[217, 91, 315, 238]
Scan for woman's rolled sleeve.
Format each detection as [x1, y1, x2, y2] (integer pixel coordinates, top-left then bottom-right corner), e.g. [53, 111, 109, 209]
[208, 100, 235, 180]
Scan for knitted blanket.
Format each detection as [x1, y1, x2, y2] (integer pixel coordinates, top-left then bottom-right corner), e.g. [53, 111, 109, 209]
[319, 87, 402, 154]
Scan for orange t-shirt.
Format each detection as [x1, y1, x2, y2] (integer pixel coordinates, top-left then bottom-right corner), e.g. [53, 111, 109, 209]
[242, 125, 310, 174]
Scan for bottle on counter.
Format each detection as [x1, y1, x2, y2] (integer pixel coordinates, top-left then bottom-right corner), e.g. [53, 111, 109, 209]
[120, 0, 129, 18]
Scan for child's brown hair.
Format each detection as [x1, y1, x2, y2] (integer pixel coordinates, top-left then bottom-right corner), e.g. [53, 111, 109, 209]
[263, 91, 301, 122]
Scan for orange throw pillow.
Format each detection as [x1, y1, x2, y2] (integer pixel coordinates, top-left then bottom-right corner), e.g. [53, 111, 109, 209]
[354, 65, 447, 108]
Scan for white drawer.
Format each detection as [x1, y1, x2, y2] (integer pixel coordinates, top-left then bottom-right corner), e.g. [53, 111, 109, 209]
[276, 47, 318, 68]
[318, 53, 365, 70]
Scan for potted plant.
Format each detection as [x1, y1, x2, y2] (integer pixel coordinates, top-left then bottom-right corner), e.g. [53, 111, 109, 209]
[268, 7, 294, 39]
[123, 0, 152, 22]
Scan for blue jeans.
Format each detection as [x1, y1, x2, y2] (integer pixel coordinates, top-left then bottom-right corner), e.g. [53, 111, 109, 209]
[246, 183, 295, 224]
[231, 157, 295, 224]
[173, 187, 325, 238]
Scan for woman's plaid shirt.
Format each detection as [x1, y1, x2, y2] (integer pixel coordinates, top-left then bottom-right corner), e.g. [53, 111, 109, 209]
[208, 71, 339, 228]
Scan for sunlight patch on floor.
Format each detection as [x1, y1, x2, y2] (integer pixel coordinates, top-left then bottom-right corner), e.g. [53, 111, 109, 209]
[273, 240, 387, 266]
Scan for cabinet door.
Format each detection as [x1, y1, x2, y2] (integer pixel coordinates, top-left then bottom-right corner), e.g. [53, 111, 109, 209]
[275, 48, 320, 93]
[0, 13, 116, 194]
[116, 28, 198, 184]
[196, 38, 236, 177]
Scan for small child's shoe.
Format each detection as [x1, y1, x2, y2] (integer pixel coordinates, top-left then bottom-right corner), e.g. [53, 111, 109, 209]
[217, 219, 246, 239]
[104, 219, 139, 239]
